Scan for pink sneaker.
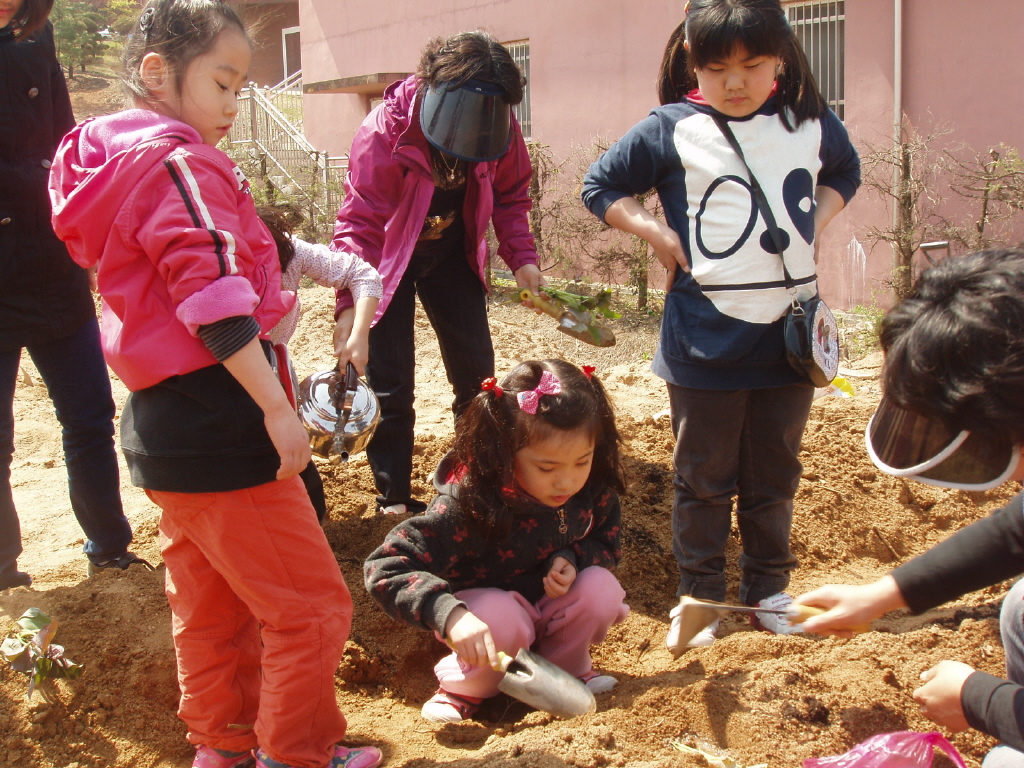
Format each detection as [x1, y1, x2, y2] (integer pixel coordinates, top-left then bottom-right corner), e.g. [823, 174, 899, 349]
[255, 745, 382, 768]
[193, 745, 254, 768]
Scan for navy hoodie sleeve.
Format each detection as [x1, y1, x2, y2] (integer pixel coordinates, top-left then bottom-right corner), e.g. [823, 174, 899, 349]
[817, 108, 860, 203]
[581, 112, 672, 223]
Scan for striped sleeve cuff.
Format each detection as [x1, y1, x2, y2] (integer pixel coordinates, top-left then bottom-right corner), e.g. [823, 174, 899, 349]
[197, 315, 260, 361]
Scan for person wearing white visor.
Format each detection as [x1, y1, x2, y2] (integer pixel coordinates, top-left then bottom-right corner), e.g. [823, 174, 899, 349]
[797, 247, 1024, 767]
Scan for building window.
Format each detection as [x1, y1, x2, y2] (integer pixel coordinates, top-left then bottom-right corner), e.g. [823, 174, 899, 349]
[282, 26, 301, 80]
[503, 39, 531, 139]
[786, 1, 844, 120]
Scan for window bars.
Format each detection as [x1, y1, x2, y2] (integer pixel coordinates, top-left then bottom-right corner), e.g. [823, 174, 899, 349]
[787, 1, 845, 120]
[503, 40, 532, 139]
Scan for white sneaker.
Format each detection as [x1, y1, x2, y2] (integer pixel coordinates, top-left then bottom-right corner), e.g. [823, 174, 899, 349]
[582, 673, 617, 694]
[666, 601, 720, 653]
[686, 619, 720, 647]
[753, 592, 802, 635]
[378, 503, 407, 516]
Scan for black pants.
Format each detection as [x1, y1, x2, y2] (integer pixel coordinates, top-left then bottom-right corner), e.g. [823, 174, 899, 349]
[300, 461, 328, 523]
[668, 381, 814, 606]
[365, 244, 494, 512]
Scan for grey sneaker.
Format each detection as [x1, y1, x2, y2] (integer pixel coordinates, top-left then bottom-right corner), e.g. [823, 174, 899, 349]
[87, 552, 155, 577]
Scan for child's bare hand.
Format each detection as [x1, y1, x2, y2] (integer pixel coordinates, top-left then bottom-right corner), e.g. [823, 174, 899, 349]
[651, 224, 689, 278]
[332, 308, 355, 356]
[264, 407, 311, 480]
[445, 607, 500, 669]
[543, 556, 577, 598]
[337, 336, 369, 376]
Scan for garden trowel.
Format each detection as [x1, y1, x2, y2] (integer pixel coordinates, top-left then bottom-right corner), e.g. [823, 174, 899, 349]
[667, 597, 870, 659]
[495, 648, 596, 719]
[520, 290, 616, 347]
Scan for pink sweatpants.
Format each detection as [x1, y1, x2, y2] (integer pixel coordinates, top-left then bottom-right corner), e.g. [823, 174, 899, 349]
[149, 475, 352, 768]
[435, 565, 629, 699]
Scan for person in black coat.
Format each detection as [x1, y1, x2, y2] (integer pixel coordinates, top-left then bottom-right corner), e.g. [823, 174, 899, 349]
[0, 0, 146, 588]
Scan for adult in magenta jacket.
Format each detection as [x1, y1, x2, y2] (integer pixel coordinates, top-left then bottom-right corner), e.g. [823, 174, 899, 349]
[332, 31, 543, 515]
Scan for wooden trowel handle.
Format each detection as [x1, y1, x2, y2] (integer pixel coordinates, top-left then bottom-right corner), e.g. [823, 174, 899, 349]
[791, 604, 872, 635]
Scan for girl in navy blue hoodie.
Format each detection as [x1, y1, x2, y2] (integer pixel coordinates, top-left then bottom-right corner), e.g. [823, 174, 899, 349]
[582, 0, 860, 650]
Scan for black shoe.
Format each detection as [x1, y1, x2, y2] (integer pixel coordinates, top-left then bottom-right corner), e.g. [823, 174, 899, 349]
[0, 571, 32, 590]
[87, 552, 155, 577]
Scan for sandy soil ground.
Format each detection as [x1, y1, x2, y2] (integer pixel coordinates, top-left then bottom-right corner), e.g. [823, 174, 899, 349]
[0, 285, 1015, 768]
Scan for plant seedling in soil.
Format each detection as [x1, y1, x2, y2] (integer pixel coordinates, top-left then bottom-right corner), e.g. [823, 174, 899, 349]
[1, 608, 83, 702]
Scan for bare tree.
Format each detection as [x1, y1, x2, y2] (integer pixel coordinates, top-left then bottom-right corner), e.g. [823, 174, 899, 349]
[858, 124, 954, 300]
[940, 145, 1024, 252]
[528, 140, 659, 311]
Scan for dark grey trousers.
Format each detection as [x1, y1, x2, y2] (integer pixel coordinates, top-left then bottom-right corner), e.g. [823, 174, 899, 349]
[667, 381, 814, 606]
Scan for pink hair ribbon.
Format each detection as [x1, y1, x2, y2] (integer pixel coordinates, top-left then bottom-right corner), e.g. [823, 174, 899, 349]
[517, 371, 562, 415]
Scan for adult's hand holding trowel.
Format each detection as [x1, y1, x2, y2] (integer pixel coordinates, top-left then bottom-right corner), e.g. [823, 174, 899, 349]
[514, 263, 547, 310]
[793, 576, 901, 638]
[444, 606, 501, 670]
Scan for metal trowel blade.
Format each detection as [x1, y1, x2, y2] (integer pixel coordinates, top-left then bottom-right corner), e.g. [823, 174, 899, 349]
[668, 597, 734, 658]
[556, 309, 616, 348]
[496, 649, 596, 719]
[668, 597, 828, 658]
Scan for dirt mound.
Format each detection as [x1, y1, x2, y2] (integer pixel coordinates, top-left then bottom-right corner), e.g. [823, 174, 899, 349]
[1, 290, 1016, 768]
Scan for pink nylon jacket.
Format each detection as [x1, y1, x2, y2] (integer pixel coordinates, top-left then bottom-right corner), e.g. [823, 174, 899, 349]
[49, 109, 294, 391]
[331, 75, 538, 320]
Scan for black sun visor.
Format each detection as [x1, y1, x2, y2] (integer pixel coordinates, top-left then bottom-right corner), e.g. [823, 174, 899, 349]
[419, 79, 512, 162]
[865, 396, 1020, 491]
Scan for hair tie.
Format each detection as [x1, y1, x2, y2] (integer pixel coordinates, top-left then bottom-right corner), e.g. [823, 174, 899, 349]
[516, 371, 562, 415]
[581, 365, 596, 380]
[139, 7, 155, 36]
[683, 1, 691, 14]
[481, 377, 503, 398]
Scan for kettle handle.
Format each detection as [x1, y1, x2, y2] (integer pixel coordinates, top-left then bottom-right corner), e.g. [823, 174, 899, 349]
[331, 362, 360, 409]
[343, 362, 359, 392]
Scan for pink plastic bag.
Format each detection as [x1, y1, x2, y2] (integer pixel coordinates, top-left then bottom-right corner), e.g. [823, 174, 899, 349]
[804, 731, 968, 768]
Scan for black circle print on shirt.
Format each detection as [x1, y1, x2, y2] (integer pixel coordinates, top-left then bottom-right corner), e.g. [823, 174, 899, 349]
[695, 175, 758, 260]
[696, 167, 817, 260]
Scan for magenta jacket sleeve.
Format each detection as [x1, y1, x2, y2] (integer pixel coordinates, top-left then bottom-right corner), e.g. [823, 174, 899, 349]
[330, 113, 406, 314]
[133, 152, 262, 334]
[491, 119, 539, 273]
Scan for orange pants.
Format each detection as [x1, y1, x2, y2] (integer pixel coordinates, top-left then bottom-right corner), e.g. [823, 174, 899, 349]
[149, 475, 351, 768]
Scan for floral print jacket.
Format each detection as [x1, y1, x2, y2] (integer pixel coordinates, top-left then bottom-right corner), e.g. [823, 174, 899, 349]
[363, 474, 621, 636]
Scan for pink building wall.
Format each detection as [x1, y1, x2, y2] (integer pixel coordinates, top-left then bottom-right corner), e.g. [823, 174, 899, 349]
[826, 0, 1024, 309]
[293, 0, 1024, 310]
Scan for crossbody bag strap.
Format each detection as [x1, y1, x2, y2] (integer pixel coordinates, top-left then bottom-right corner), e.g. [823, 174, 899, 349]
[711, 114, 800, 292]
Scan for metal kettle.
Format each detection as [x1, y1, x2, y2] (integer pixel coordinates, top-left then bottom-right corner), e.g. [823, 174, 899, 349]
[297, 363, 381, 464]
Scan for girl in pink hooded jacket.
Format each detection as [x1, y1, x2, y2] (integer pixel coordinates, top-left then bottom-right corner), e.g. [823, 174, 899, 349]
[48, 3, 382, 768]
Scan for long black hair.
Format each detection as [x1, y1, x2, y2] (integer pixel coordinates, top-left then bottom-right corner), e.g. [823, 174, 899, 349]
[452, 360, 624, 540]
[657, 0, 825, 130]
[122, 0, 248, 104]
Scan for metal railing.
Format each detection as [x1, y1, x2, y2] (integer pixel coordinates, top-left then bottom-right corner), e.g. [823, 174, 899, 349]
[264, 70, 304, 127]
[227, 72, 346, 228]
